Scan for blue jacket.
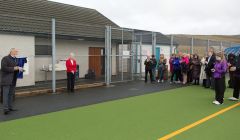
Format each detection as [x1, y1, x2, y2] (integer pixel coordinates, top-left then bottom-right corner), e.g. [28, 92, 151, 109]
[173, 58, 181, 70]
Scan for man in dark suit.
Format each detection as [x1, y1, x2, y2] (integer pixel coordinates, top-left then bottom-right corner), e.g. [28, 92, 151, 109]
[205, 50, 216, 89]
[1, 48, 23, 115]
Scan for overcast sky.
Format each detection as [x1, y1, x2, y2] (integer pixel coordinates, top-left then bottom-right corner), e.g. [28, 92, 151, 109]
[51, 0, 240, 35]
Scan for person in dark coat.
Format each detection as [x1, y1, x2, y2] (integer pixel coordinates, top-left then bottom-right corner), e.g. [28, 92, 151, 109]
[205, 50, 216, 89]
[144, 56, 153, 83]
[192, 54, 201, 85]
[171, 55, 182, 83]
[228, 54, 240, 101]
[151, 55, 157, 82]
[1, 48, 23, 115]
[227, 53, 236, 88]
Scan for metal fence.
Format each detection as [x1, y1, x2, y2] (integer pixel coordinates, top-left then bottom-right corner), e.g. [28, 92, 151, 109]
[171, 35, 239, 57]
[1, 15, 240, 93]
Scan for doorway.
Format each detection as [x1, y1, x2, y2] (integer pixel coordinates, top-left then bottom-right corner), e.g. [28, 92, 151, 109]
[89, 47, 105, 78]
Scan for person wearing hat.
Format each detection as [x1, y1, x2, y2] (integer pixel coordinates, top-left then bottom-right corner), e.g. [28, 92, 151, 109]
[212, 53, 227, 105]
[228, 54, 240, 101]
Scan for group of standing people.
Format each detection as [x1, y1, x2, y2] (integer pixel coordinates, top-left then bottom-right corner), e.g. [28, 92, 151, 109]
[198, 50, 240, 105]
[144, 55, 167, 83]
[169, 53, 201, 85]
[145, 49, 240, 105]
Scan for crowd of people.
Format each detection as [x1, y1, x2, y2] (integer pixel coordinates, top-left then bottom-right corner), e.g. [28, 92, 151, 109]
[144, 50, 240, 105]
[1, 48, 240, 115]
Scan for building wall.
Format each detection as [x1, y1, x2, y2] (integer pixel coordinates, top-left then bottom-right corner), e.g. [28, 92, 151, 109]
[35, 38, 117, 82]
[0, 33, 35, 87]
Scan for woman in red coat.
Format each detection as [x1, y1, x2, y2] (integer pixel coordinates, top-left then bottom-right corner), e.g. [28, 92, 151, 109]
[66, 53, 77, 92]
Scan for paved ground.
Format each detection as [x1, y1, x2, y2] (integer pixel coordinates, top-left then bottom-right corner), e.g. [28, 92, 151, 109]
[0, 80, 184, 122]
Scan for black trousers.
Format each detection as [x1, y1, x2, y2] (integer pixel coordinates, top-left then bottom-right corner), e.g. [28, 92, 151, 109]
[233, 77, 240, 99]
[0, 86, 3, 103]
[194, 78, 200, 85]
[215, 77, 226, 104]
[187, 70, 193, 83]
[2, 85, 16, 110]
[145, 69, 153, 82]
[171, 69, 182, 82]
[67, 72, 75, 92]
[228, 72, 235, 88]
[206, 75, 215, 89]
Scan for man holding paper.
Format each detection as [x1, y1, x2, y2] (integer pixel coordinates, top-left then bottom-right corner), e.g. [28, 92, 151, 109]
[1, 48, 23, 115]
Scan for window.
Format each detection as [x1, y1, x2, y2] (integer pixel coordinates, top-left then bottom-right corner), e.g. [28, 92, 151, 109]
[35, 45, 52, 56]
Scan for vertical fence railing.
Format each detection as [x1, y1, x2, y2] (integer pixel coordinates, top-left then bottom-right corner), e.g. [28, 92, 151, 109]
[121, 28, 124, 81]
[191, 37, 194, 54]
[140, 35, 143, 78]
[105, 26, 111, 86]
[131, 30, 135, 81]
[51, 18, 56, 93]
[170, 35, 174, 56]
[152, 32, 157, 56]
[172, 35, 239, 57]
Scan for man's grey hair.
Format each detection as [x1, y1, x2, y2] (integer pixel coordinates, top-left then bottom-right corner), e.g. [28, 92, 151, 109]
[10, 48, 16, 53]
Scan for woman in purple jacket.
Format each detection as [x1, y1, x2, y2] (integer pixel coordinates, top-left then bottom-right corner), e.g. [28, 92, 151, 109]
[212, 53, 227, 105]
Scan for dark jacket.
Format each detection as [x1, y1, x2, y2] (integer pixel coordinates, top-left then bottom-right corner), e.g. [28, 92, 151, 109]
[1, 55, 18, 86]
[151, 58, 157, 69]
[205, 55, 216, 77]
[235, 55, 240, 77]
[192, 58, 201, 79]
[228, 54, 236, 74]
[144, 59, 153, 70]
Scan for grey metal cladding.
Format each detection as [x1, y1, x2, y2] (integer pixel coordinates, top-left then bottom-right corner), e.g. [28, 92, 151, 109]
[0, 0, 121, 39]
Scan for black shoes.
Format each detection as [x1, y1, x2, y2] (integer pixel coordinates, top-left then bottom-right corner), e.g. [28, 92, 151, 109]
[3, 108, 18, 115]
[9, 108, 18, 111]
[3, 109, 10, 115]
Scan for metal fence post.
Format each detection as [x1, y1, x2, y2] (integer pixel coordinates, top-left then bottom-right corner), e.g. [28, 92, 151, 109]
[170, 35, 173, 56]
[140, 35, 143, 78]
[105, 26, 111, 86]
[152, 32, 157, 56]
[51, 18, 56, 93]
[109, 27, 112, 83]
[191, 37, 194, 54]
[220, 41, 223, 52]
[131, 30, 135, 80]
[206, 39, 210, 56]
[121, 28, 124, 81]
[105, 27, 107, 84]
